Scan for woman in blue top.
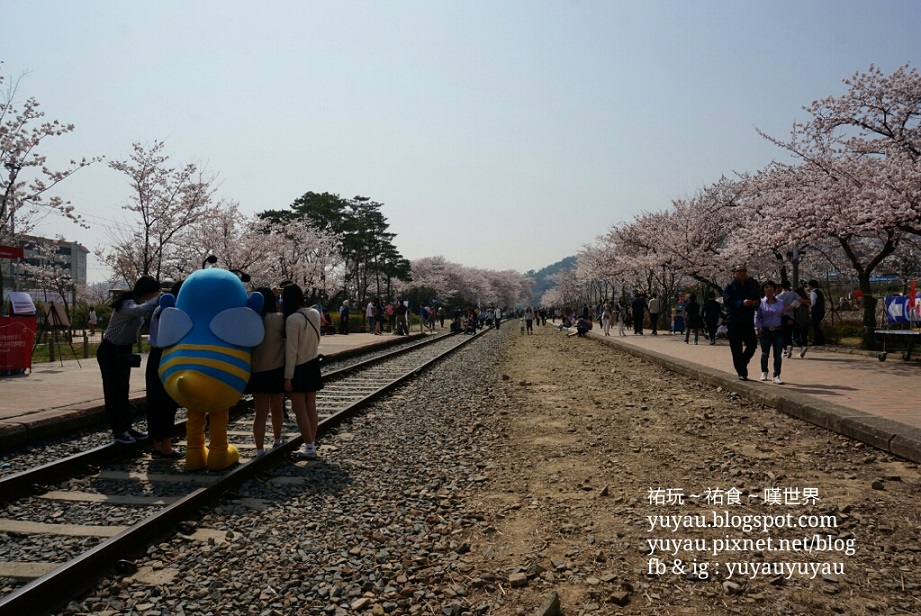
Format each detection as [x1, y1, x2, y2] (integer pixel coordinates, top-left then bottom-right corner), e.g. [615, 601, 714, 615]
[754, 281, 786, 384]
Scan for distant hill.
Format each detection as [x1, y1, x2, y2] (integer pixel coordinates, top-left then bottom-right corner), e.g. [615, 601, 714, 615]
[526, 255, 577, 304]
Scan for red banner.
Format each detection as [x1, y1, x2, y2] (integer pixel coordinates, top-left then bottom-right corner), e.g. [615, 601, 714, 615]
[0, 317, 36, 372]
[0, 245, 24, 259]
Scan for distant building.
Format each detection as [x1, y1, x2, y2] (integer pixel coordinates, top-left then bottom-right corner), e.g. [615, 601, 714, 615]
[1, 235, 89, 302]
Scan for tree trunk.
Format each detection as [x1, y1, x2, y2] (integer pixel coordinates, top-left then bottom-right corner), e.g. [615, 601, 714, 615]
[858, 275, 877, 350]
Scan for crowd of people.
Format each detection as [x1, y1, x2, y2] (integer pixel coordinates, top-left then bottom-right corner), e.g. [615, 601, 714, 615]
[97, 277, 326, 460]
[97, 263, 830, 461]
[96, 276, 518, 460]
[546, 264, 828, 385]
[722, 265, 825, 383]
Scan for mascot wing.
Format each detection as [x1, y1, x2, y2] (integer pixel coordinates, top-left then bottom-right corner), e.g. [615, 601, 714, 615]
[210, 307, 265, 347]
[157, 307, 194, 348]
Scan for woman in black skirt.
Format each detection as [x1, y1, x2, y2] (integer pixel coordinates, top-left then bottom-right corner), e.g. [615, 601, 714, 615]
[248, 287, 287, 458]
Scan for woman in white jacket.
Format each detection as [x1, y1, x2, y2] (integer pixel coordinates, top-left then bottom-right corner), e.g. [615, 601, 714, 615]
[282, 284, 324, 460]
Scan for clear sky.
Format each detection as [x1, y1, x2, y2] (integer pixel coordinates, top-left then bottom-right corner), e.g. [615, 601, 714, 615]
[4, 0, 920, 283]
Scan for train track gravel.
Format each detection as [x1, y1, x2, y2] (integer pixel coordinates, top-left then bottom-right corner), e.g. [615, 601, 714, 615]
[48, 323, 921, 615]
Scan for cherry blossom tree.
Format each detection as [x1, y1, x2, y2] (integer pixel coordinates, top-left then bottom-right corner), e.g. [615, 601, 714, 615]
[101, 140, 217, 284]
[399, 256, 457, 300]
[261, 216, 341, 303]
[177, 203, 341, 303]
[578, 242, 622, 304]
[487, 269, 533, 308]
[596, 215, 689, 304]
[801, 64, 921, 237]
[749, 64, 921, 345]
[175, 201, 274, 282]
[0, 63, 100, 300]
[16, 237, 76, 309]
[537, 65, 918, 347]
[539, 268, 585, 310]
[397, 257, 532, 308]
[76, 281, 111, 308]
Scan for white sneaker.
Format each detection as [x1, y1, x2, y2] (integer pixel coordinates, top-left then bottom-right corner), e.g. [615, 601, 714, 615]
[799, 348, 807, 358]
[760, 372, 768, 381]
[293, 443, 317, 460]
[254, 448, 267, 458]
[772, 376, 783, 384]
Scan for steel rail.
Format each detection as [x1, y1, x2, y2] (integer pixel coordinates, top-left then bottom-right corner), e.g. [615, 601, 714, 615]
[0, 332, 444, 503]
[0, 327, 488, 616]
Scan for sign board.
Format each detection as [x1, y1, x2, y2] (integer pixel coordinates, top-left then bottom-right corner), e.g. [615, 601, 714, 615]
[43, 301, 70, 327]
[0, 316, 36, 372]
[885, 296, 921, 324]
[8, 292, 36, 316]
[0, 245, 24, 259]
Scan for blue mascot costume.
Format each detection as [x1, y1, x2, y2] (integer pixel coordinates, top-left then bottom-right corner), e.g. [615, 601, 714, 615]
[156, 268, 264, 470]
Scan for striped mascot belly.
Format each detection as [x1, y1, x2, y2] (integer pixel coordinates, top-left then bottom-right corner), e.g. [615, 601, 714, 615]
[156, 268, 264, 470]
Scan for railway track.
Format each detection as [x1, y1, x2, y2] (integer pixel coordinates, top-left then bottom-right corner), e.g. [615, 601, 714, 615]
[0, 328, 488, 615]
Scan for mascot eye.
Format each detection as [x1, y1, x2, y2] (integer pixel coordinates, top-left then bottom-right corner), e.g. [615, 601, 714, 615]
[210, 308, 265, 347]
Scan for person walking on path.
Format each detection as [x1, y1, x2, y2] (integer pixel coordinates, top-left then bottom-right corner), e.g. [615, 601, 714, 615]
[792, 286, 811, 358]
[365, 299, 376, 334]
[617, 298, 628, 336]
[601, 303, 612, 336]
[395, 301, 408, 336]
[648, 293, 662, 335]
[776, 282, 798, 357]
[97, 275, 161, 444]
[631, 293, 648, 335]
[684, 293, 703, 345]
[723, 264, 761, 381]
[87, 309, 98, 335]
[808, 279, 826, 346]
[524, 305, 535, 335]
[701, 291, 722, 345]
[338, 300, 350, 335]
[755, 280, 786, 384]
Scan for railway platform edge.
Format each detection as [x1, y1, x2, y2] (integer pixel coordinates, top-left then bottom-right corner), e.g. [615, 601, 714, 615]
[582, 327, 921, 465]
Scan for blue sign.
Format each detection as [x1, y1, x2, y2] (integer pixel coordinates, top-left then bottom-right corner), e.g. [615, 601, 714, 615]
[870, 274, 900, 283]
[885, 296, 920, 324]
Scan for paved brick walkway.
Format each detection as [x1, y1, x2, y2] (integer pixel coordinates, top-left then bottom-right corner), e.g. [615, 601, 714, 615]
[588, 330, 920, 430]
[0, 330, 426, 448]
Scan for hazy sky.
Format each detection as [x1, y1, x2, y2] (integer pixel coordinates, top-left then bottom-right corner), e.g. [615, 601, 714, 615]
[4, 1, 920, 283]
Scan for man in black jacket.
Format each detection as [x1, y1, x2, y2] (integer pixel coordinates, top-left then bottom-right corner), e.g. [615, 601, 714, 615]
[701, 291, 723, 345]
[807, 279, 826, 346]
[722, 264, 761, 380]
[631, 293, 648, 335]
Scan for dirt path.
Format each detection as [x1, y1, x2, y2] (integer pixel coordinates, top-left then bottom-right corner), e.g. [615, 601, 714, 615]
[461, 325, 921, 615]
